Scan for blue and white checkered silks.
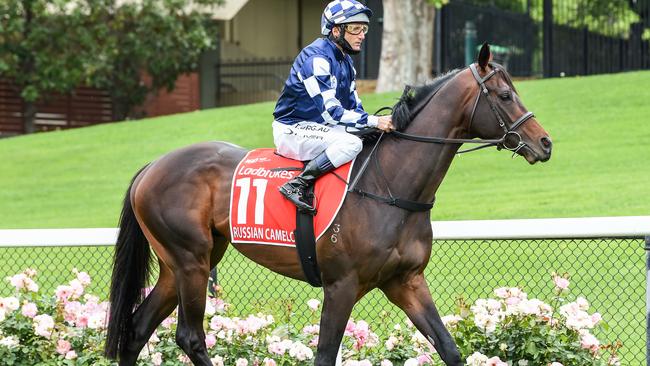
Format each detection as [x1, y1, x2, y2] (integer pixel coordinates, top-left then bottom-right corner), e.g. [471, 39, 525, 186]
[321, 0, 373, 36]
[273, 38, 378, 128]
[299, 57, 375, 129]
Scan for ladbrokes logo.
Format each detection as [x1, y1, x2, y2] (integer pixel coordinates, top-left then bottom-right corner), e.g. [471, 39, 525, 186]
[237, 166, 297, 179]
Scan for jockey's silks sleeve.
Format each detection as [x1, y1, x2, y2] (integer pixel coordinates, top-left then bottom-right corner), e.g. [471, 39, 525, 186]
[299, 56, 378, 129]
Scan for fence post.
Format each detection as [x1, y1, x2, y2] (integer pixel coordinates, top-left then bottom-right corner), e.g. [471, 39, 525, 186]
[543, 0, 553, 77]
[646, 236, 650, 366]
[464, 21, 477, 66]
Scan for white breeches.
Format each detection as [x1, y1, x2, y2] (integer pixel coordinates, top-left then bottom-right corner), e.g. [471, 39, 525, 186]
[272, 121, 362, 167]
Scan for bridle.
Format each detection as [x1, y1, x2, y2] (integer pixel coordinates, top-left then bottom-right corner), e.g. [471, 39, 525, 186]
[347, 63, 536, 212]
[391, 62, 535, 154]
[467, 63, 534, 154]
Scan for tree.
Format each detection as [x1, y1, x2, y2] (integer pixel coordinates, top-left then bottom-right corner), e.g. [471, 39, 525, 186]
[376, 0, 446, 93]
[0, 0, 223, 134]
[90, 0, 222, 120]
[0, 0, 104, 133]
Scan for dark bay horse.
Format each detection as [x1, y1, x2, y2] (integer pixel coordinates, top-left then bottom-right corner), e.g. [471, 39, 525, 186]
[105, 44, 552, 365]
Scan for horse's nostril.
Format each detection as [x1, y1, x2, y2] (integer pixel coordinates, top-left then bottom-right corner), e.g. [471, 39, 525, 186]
[541, 136, 552, 149]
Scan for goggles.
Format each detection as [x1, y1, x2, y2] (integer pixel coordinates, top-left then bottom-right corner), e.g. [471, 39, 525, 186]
[342, 23, 369, 35]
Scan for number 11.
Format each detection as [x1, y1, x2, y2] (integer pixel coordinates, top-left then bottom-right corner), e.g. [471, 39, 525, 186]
[235, 178, 268, 225]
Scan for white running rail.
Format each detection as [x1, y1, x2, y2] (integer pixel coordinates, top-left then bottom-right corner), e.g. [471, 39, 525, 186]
[0, 216, 648, 247]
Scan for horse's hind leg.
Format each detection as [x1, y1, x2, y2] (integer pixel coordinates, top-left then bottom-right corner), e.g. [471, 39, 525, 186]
[154, 220, 218, 366]
[119, 262, 178, 365]
[380, 274, 463, 366]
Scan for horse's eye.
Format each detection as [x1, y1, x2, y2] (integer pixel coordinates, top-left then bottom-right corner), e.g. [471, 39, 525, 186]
[499, 92, 511, 101]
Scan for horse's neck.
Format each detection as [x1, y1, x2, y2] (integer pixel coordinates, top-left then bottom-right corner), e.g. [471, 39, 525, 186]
[372, 89, 469, 205]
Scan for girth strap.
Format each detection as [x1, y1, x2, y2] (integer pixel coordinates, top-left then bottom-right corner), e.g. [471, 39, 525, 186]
[294, 186, 322, 287]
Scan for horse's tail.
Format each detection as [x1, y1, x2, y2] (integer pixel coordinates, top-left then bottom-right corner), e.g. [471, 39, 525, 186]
[105, 166, 151, 359]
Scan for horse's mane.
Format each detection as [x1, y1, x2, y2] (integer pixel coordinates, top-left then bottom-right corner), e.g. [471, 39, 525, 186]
[392, 69, 461, 131]
[391, 63, 518, 131]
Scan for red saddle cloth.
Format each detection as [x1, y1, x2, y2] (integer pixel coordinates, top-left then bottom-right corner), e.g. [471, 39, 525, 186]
[229, 148, 354, 247]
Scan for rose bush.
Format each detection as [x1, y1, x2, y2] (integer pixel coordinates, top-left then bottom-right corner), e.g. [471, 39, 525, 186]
[447, 273, 621, 366]
[0, 268, 112, 365]
[0, 269, 620, 365]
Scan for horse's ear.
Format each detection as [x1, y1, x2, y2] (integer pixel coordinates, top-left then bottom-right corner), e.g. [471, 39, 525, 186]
[477, 42, 492, 69]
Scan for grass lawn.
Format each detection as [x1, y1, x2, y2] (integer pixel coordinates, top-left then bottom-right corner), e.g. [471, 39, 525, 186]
[0, 71, 648, 363]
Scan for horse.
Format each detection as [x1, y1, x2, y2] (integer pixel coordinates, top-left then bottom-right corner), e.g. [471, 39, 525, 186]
[104, 44, 552, 366]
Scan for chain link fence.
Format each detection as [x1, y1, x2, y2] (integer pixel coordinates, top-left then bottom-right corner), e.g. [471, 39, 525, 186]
[0, 237, 644, 363]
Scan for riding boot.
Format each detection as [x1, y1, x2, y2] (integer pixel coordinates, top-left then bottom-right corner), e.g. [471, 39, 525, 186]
[279, 152, 334, 214]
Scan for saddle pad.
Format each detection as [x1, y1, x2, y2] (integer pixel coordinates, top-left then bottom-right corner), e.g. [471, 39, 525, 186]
[229, 148, 354, 247]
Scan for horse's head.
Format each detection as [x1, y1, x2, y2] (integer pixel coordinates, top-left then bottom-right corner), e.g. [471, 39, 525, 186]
[466, 43, 552, 164]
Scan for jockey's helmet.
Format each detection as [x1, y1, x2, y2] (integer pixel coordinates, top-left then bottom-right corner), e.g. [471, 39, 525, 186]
[320, 0, 373, 36]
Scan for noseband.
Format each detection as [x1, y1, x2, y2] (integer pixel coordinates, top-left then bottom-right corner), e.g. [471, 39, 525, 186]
[391, 63, 535, 154]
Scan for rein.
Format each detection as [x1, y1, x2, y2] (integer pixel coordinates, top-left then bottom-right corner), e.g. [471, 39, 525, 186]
[391, 63, 534, 154]
[348, 63, 535, 212]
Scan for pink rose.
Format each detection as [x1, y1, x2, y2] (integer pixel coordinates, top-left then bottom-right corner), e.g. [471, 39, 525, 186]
[591, 312, 602, 326]
[486, 356, 508, 366]
[553, 275, 570, 291]
[8, 273, 27, 290]
[417, 354, 432, 365]
[21, 302, 38, 318]
[505, 296, 521, 306]
[76, 271, 91, 286]
[309, 335, 319, 347]
[55, 285, 74, 303]
[69, 279, 85, 299]
[65, 350, 77, 360]
[306, 299, 320, 311]
[56, 339, 71, 355]
[162, 316, 177, 328]
[151, 352, 163, 366]
[581, 333, 600, 352]
[205, 334, 217, 348]
[302, 324, 320, 335]
[352, 321, 369, 350]
[344, 319, 356, 336]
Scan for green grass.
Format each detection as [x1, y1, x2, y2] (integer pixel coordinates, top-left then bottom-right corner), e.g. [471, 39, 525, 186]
[1, 71, 649, 227]
[0, 71, 649, 363]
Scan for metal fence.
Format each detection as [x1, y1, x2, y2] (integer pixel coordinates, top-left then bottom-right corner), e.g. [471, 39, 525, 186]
[0, 219, 647, 364]
[543, 0, 650, 77]
[437, 1, 539, 76]
[432, 0, 650, 77]
[215, 59, 293, 107]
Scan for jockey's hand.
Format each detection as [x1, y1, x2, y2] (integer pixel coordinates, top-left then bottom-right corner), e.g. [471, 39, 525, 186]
[376, 115, 394, 132]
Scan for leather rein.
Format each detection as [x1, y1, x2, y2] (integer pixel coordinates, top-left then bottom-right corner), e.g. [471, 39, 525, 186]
[348, 63, 535, 212]
[392, 63, 535, 154]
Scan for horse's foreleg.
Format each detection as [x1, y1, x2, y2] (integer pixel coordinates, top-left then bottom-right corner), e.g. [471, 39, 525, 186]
[119, 263, 178, 365]
[315, 274, 360, 366]
[380, 274, 463, 366]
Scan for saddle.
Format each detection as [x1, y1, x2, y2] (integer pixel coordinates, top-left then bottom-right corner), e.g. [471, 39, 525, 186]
[229, 148, 354, 286]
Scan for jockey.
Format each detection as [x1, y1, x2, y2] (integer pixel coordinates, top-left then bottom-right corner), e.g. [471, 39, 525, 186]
[273, 0, 394, 214]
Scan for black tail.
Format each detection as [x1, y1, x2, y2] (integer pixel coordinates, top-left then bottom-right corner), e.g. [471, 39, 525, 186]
[105, 167, 151, 359]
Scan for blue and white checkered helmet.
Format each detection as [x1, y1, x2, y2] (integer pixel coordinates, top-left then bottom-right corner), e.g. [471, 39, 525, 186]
[321, 0, 373, 36]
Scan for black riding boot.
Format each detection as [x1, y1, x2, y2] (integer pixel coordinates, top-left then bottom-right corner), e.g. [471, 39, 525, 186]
[279, 152, 334, 214]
